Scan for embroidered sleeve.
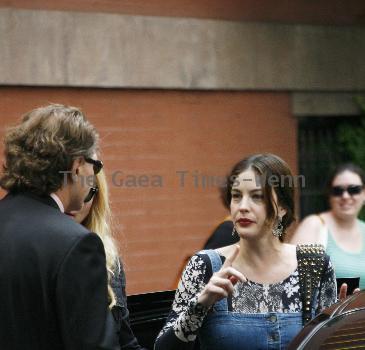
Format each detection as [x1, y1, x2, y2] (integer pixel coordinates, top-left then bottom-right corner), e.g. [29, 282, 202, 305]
[316, 259, 337, 314]
[154, 254, 210, 349]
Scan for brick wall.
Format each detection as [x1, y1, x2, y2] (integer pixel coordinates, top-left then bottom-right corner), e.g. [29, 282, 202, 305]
[1, 0, 364, 24]
[0, 87, 297, 293]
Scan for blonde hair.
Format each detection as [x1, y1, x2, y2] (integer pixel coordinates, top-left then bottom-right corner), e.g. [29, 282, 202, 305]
[82, 170, 120, 308]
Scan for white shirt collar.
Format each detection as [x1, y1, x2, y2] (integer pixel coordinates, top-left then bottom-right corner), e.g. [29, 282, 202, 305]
[50, 193, 65, 213]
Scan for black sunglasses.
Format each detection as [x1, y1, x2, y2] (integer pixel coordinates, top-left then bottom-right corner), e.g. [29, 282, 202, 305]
[84, 187, 99, 203]
[84, 158, 103, 175]
[331, 185, 363, 197]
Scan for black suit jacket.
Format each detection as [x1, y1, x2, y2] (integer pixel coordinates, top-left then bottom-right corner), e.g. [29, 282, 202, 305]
[0, 192, 120, 350]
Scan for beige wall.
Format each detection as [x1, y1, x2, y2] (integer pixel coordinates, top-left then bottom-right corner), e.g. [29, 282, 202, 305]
[1, 8, 365, 91]
[0, 87, 297, 294]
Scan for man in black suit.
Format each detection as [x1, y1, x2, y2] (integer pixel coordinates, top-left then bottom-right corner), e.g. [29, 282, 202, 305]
[0, 104, 120, 349]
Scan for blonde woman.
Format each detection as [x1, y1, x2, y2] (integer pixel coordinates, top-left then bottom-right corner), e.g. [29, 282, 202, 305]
[70, 170, 146, 350]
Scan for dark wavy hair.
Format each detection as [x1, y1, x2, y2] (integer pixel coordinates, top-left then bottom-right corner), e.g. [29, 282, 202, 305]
[326, 163, 365, 196]
[0, 104, 98, 195]
[225, 153, 296, 241]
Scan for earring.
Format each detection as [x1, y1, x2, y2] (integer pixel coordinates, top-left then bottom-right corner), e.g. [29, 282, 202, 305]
[272, 216, 284, 238]
[232, 225, 238, 238]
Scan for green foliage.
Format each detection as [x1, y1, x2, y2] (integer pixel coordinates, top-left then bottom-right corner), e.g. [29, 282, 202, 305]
[337, 117, 365, 165]
[337, 97, 365, 220]
[355, 96, 365, 112]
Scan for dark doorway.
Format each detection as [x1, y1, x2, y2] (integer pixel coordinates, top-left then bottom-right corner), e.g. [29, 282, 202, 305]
[298, 116, 359, 218]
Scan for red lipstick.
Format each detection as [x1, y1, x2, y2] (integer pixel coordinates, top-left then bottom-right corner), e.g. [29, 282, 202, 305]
[237, 218, 254, 227]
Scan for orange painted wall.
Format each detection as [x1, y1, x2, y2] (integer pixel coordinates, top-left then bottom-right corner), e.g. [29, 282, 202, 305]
[0, 87, 297, 294]
[1, 0, 364, 24]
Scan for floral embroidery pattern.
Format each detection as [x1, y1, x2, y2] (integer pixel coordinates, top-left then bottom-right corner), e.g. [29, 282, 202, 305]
[156, 252, 336, 343]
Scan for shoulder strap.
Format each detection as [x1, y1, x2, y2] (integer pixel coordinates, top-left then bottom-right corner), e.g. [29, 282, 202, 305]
[317, 214, 329, 249]
[198, 249, 228, 312]
[199, 249, 223, 274]
[297, 244, 327, 325]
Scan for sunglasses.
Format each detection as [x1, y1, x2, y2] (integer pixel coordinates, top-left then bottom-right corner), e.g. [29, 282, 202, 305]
[84, 158, 103, 175]
[331, 185, 363, 197]
[84, 187, 99, 203]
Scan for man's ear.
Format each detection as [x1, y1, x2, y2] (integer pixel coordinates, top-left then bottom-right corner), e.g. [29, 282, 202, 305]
[70, 157, 83, 178]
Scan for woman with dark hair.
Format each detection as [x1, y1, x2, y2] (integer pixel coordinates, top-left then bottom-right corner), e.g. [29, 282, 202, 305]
[291, 163, 365, 292]
[155, 153, 336, 350]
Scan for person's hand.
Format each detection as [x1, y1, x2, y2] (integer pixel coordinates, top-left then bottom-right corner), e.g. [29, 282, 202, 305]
[197, 245, 246, 308]
[338, 283, 361, 301]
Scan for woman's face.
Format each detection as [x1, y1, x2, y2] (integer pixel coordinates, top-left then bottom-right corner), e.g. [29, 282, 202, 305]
[329, 170, 365, 220]
[70, 199, 93, 224]
[230, 169, 268, 239]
